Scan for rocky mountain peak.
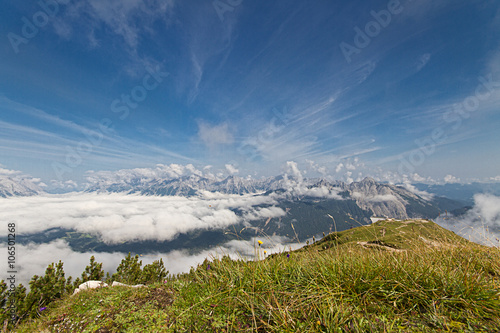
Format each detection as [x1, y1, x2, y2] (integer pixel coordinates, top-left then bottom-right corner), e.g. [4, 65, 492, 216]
[0, 176, 44, 197]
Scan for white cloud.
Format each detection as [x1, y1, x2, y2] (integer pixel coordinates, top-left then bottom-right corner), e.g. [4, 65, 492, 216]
[279, 162, 342, 199]
[51, 179, 79, 190]
[197, 122, 234, 148]
[0, 166, 22, 176]
[300, 186, 343, 199]
[225, 164, 239, 175]
[0, 193, 284, 244]
[284, 161, 303, 183]
[473, 194, 500, 222]
[63, 0, 175, 49]
[436, 194, 500, 247]
[402, 182, 434, 201]
[306, 160, 328, 176]
[185, 164, 203, 177]
[444, 174, 460, 183]
[351, 61, 376, 85]
[345, 171, 353, 184]
[411, 173, 426, 182]
[346, 163, 356, 171]
[242, 206, 286, 221]
[65, 180, 78, 188]
[416, 53, 431, 72]
[486, 42, 500, 76]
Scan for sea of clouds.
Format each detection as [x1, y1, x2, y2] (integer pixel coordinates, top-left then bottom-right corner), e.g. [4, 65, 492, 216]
[0, 192, 286, 244]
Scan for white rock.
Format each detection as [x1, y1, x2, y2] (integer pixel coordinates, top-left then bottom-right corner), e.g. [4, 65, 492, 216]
[111, 281, 129, 287]
[78, 281, 108, 290]
[110, 281, 146, 288]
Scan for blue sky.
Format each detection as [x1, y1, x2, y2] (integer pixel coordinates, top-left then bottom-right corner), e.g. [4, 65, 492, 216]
[1, 0, 500, 190]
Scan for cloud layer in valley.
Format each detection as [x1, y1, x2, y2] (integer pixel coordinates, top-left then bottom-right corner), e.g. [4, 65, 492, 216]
[436, 194, 500, 247]
[0, 193, 285, 244]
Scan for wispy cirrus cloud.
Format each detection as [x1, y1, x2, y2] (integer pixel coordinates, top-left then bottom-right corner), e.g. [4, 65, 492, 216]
[416, 53, 431, 72]
[61, 0, 175, 49]
[0, 96, 90, 133]
[0, 122, 194, 178]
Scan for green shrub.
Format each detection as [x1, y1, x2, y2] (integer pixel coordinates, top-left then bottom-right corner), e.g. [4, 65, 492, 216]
[141, 258, 168, 284]
[73, 255, 105, 289]
[109, 253, 143, 285]
[24, 261, 68, 319]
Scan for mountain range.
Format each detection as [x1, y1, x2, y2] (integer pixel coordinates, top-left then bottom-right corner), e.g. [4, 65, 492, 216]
[83, 174, 465, 220]
[11, 174, 473, 255]
[0, 175, 44, 198]
[2, 172, 470, 222]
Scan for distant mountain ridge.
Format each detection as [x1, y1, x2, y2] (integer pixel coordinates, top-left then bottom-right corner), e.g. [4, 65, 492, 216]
[0, 170, 466, 222]
[85, 174, 283, 196]
[84, 174, 459, 221]
[0, 175, 44, 197]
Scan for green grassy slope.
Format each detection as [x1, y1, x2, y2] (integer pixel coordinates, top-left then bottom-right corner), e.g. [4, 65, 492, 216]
[15, 219, 500, 332]
[306, 218, 472, 252]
